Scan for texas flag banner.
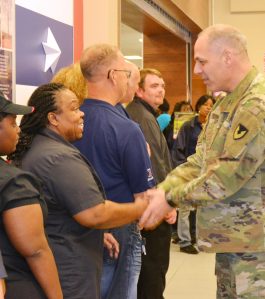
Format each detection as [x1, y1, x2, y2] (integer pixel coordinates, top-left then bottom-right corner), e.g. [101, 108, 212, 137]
[16, 4, 73, 86]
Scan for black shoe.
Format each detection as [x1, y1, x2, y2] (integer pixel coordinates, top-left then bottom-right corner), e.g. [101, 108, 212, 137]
[171, 232, 180, 244]
[180, 245, 199, 254]
[172, 237, 180, 244]
[191, 238, 197, 245]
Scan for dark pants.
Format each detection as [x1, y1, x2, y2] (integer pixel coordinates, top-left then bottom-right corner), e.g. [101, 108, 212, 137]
[137, 221, 171, 299]
[172, 210, 196, 243]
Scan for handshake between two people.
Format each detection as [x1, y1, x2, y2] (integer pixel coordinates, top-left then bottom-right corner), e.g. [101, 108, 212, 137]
[137, 189, 176, 230]
[104, 189, 176, 259]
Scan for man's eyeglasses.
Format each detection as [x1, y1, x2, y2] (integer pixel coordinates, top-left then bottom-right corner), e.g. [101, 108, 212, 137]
[107, 69, 131, 79]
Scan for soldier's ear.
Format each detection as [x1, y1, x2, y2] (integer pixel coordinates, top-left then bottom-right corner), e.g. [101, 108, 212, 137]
[223, 49, 232, 66]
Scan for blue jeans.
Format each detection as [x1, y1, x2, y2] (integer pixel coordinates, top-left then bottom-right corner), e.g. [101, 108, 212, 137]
[101, 223, 142, 299]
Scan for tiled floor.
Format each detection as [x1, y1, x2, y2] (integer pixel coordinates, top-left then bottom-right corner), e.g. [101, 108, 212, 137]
[164, 243, 217, 299]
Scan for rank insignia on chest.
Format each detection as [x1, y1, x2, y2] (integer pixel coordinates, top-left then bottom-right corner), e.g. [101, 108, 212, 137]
[233, 123, 248, 140]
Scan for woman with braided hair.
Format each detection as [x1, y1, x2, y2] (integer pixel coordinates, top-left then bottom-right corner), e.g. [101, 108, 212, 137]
[10, 83, 148, 299]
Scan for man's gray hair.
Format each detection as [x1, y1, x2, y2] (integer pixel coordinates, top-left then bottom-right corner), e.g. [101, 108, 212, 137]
[80, 44, 120, 81]
[199, 24, 248, 54]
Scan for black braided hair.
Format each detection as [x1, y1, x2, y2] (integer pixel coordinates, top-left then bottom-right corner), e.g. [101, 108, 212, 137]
[9, 83, 66, 165]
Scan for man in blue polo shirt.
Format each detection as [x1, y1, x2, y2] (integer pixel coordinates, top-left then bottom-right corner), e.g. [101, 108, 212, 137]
[74, 44, 155, 299]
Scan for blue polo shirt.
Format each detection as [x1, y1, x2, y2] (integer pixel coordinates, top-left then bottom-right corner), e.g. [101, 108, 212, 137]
[74, 99, 155, 203]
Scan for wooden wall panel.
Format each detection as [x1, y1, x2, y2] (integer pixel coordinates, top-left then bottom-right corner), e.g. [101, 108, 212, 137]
[144, 33, 186, 112]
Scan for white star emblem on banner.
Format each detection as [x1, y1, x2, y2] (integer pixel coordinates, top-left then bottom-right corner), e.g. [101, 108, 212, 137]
[42, 27, 61, 73]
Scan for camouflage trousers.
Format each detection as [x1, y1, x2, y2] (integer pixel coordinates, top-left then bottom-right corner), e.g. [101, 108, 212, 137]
[215, 252, 265, 299]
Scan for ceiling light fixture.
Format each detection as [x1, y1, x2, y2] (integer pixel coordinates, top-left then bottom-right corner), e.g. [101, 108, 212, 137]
[124, 55, 142, 60]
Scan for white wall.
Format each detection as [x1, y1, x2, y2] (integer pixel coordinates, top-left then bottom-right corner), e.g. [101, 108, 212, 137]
[15, 0, 73, 25]
[83, 0, 120, 47]
[212, 0, 265, 72]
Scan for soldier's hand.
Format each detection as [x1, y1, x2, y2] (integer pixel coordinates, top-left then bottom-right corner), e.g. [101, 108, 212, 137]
[138, 189, 173, 230]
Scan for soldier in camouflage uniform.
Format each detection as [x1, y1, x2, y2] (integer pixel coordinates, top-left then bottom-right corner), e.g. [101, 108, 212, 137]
[139, 24, 265, 298]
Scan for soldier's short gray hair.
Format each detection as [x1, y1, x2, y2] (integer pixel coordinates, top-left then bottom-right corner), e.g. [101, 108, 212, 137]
[199, 24, 248, 55]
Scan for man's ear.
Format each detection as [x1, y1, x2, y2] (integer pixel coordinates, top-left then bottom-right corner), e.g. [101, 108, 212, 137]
[108, 69, 118, 86]
[47, 112, 59, 127]
[136, 87, 143, 98]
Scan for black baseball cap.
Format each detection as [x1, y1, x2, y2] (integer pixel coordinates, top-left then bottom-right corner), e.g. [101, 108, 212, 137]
[0, 91, 34, 115]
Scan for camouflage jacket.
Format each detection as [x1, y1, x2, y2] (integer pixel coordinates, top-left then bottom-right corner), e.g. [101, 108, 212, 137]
[159, 67, 265, 253]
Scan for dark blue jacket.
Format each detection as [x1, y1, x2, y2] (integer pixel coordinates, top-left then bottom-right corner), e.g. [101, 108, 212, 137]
[171, 116, 202, 167]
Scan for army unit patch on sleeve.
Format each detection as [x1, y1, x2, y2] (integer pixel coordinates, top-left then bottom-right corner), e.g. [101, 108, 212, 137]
[233, 123, 249, 140]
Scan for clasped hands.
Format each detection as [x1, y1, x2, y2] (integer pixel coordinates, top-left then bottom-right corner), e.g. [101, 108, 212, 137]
[138, 189, 177, 230]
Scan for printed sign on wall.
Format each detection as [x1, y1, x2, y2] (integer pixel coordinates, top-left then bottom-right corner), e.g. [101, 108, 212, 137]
[16, 4, 73, 86]
[0, 0, 13, 100]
